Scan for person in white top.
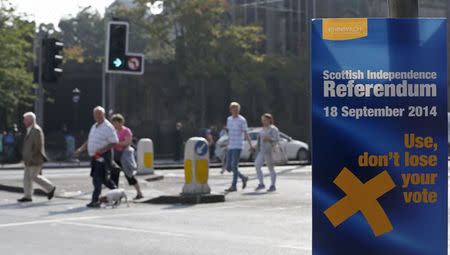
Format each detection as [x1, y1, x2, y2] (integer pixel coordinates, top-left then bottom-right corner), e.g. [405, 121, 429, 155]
[75, 106, 118, 208]
[225, 102, 251, 192]
[252, 113, 279, 192]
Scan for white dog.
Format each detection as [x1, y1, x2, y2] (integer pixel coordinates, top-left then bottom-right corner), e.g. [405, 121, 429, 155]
[99, 189, 129, 208]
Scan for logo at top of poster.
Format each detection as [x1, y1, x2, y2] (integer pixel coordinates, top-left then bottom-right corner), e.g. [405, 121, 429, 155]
[323, 18, 368, 41]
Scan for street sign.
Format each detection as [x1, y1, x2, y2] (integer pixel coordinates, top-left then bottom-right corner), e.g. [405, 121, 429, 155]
[195, 141, 209, 157]
[311, 18, 447, 255]
[105, 21, 145, 75]
[127, 57, 142, 71]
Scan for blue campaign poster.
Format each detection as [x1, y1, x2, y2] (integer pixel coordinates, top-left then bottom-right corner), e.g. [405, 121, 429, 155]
[311, 18, 447, 255]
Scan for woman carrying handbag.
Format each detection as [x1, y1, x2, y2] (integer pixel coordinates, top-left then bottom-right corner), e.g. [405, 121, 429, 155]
[252, 113, 281, 192]
[110, 114, 144, 200]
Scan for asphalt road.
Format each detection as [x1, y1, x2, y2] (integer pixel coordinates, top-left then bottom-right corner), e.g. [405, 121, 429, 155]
[0, 165, 312, 255]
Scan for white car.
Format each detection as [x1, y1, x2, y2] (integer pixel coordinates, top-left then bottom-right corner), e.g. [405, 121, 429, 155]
[214, 128, 310, 162]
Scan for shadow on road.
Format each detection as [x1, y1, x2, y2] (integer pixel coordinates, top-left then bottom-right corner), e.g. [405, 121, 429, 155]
[242, 192, 268, 196]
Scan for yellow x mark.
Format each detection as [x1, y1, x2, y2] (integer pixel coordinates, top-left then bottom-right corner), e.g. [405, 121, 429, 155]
[324, 167, 396, 237]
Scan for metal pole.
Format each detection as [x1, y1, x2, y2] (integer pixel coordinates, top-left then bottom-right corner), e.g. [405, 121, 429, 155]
[36, 38, 45, 128]
[102, 7, 108, 109]
[33, 38, 39, 121]
[108, 73, 114, 117]
[102, 63, 106, 108]
[388, 0, 418, 18]
[109, 75, 117, 115]
[312, 0, 316, 18]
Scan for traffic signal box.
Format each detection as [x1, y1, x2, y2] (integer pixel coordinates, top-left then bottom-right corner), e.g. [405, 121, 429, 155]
[42, 38, 64, 82]
[106, 21, 144, 75]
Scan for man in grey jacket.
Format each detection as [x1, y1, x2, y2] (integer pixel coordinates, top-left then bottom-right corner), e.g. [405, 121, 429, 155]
[18, 112, 56, 202]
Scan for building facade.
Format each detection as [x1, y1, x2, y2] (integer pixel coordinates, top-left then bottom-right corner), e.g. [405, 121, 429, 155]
[228, 0, 447, 57]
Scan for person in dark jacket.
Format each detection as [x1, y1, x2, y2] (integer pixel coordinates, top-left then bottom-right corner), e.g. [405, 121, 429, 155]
[173, 122, 183, 161]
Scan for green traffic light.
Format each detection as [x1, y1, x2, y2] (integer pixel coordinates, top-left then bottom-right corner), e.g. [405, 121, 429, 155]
[113, 58, 123, 68]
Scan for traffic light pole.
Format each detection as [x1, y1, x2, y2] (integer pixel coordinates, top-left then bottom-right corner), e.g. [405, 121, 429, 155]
[102, 61, 106, 108]
[102, 12, 107, 109]
[34, 36, 45, 128]
[388, 0, 418, 17]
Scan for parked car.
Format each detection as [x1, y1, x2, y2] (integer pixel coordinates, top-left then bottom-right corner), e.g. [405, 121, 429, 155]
[215, 128, 309, 162]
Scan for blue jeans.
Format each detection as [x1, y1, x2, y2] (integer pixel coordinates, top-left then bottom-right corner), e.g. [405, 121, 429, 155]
[227, 149, 246, 188]
[91, 160, 117, 202]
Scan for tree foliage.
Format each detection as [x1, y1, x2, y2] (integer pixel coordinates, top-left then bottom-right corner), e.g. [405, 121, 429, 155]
[51, 0, 309, 139]
[111, 0, 271, 126]
[58, 8, 105, 62]
[0, 0, 35, 120]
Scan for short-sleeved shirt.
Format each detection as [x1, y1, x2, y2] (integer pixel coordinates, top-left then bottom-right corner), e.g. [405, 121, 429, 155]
[114, 126, 133, 152]
[226, 115, 248, 150]
[87, 120, 119, 157]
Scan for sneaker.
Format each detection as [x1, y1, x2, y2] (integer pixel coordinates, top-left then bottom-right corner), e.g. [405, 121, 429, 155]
[17, 197, 32, 203]
[255, 184, 266, 191]
[242, 176, 249, 189]
[267, 185, 276, 192]
[225, 187, 237, 192]
[86, 201, 101, 208]
[47, 187, 56, 200]
[134, 194, 144, 200]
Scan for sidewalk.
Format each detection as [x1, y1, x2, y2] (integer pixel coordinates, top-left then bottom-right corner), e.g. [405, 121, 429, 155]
[0, 165, 311, 203]
[0, 159, 310, 170]
[0, 159, 202, 170]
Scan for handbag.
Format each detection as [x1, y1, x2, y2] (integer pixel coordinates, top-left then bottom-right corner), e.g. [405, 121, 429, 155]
[271, 143, 288, 165]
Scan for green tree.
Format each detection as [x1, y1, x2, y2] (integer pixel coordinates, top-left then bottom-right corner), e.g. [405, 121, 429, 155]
[107, 0, 309, 140]
[58, 7, 105, 62]
[0, 0, 35, 128]
[113, 0, 266, 127]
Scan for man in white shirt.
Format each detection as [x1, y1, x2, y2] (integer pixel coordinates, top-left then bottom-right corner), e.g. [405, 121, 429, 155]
[225, 102, 251, 192]
[75, 106, 118, 208]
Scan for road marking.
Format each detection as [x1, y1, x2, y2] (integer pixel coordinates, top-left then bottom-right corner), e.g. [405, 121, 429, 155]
[59, 221, 185, 237]
[279, 245, 311, 251]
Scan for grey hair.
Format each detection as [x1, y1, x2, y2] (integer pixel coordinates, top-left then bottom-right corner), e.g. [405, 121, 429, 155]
[93, 106, 105, 113]
[229, 102, 241, 110]
[23, 112, 36, 123]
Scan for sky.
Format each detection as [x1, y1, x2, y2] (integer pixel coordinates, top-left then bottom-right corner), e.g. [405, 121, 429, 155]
[8, 0, 116, 26]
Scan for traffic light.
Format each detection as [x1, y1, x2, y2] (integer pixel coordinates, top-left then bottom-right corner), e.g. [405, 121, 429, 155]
[106, 21, 144, 75]
[42, 38, 64, 82]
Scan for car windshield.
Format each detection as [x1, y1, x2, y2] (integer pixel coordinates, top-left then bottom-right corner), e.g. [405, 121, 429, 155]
[280, 133, 291, 141]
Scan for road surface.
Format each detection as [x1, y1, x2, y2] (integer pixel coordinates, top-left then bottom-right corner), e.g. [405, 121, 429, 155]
[0, 165, 312, 255]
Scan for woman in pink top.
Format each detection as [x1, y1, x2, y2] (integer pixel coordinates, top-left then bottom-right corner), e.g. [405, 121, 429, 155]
[111, 114, 143, 200]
